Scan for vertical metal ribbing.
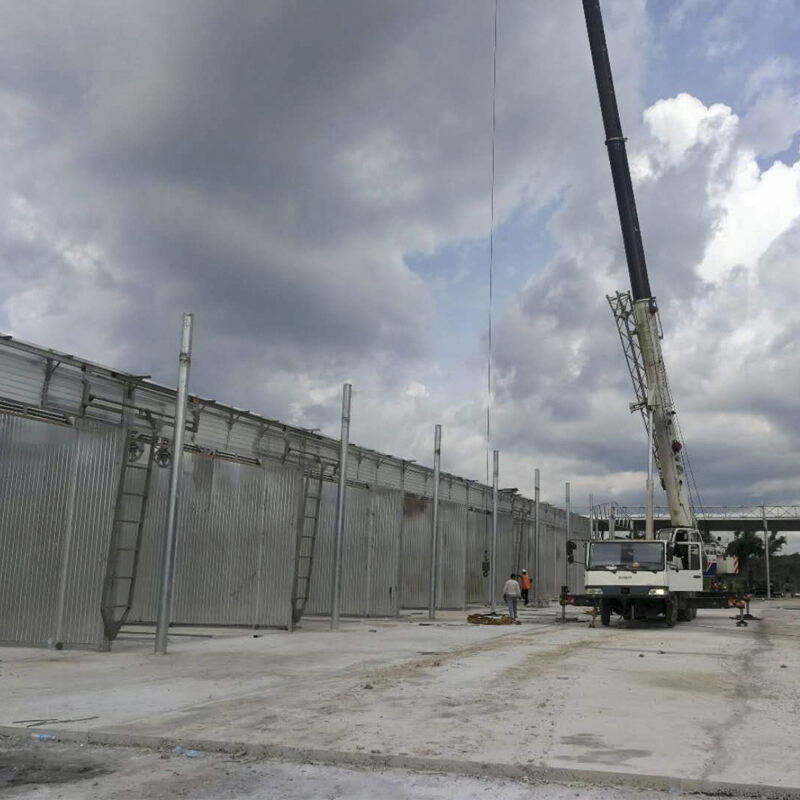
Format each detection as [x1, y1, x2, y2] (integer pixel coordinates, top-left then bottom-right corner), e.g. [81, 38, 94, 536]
[365, 490, 376, 617]
[534, 468, 540, 605]
[330, 383, 351, 630]
[463, 483, 471, 611]
[490, 450, 499, 612]
[428, 424, 441, 620]
[395, 462, 406, 617]
[253, 464, 269, 629]
[155, 312, 193, 655]
[54, 428, 81, 647]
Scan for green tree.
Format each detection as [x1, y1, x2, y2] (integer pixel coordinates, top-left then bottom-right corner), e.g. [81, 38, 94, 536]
[726, 529, 786, 573]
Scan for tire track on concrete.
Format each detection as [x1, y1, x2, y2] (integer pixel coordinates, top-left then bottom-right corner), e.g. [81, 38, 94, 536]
[699, 617, 772, 780]
[495, 628, 632, 762]
[99, 625, 565, 741]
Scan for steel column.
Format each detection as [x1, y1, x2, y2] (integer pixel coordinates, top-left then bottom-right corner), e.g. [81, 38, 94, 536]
[565, 482, 571, 589]
[428, 425, 441, 620]
[533, 468, 540, 605]
[155, 312, 194, 655]
[762, 502, 771, 600]
[330, 383, 352, 630]
[491, 450, 499, 613]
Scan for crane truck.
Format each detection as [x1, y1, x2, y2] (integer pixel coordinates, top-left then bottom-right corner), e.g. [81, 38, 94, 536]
[560, 1, 747, 626]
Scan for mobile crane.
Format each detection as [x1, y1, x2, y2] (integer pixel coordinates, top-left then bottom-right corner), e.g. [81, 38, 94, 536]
[561, 1, 746, 626]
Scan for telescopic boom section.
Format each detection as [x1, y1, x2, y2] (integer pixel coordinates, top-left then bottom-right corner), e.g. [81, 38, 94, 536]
[582, 0, 651, 301]
[582, 0, 695, 529]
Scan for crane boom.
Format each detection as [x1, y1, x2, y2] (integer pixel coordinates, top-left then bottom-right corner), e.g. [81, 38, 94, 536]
[560, 2, 749, 629]
[581, 0, 695, 529]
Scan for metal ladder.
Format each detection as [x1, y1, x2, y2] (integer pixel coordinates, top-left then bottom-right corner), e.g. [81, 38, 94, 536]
[101, 430, 155, 643]
[289, 469, 324, 629]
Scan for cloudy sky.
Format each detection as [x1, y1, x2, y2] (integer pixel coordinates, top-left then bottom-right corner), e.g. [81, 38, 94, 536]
[3, 0, 800, 528]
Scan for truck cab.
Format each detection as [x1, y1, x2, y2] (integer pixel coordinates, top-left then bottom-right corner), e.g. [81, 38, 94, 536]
[583, 528, 703, 625]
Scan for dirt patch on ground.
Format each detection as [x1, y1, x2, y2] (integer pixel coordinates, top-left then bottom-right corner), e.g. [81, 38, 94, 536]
[0, 738, 110, 790]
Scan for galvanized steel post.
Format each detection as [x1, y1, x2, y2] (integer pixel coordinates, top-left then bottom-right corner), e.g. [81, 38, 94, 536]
[762, 502, 771, 600]
[533, 468, 540, 605]
[589, 492, 594, 541]
[565, 482, 571, 589]
[330, 383, 352, 630]
[428, 425, 441, 620]
[155, 312, 194, 655]
[490, 450, 499, 613]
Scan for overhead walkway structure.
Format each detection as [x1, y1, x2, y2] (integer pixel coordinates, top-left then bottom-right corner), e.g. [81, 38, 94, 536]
[593, 505, 800, 535]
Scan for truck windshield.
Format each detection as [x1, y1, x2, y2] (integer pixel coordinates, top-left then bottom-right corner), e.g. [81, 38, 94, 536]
[587, 541, 664, 571]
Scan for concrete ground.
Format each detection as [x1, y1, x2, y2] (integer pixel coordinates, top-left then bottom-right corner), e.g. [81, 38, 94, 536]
[1, 600, 798, 798]
[0, 738, 769, 799]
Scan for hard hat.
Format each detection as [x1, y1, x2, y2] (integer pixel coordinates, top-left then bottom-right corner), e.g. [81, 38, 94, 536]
[522, 569, 527, 573]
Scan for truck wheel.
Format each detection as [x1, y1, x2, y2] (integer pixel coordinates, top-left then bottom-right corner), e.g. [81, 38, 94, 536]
[689, 606, 697, 621]
[600, 600, 611, 626]
[677, 604, 690, 622]
[665, 598, 677, 627]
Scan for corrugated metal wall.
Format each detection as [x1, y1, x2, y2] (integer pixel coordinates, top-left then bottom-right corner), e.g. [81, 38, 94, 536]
[400, 495, 431, 609]
[303, 481, 337, 617]
[1, 338, 594, 645]
[465, 508, 491, 604]
[437, 500, 467, 610]
[367, 490, 403, 616]
[128, 456, 300, 629]
[338, 486, 371, 616]
[0, 415, 123, 647]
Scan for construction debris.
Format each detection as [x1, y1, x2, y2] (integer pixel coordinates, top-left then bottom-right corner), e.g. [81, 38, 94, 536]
[466, 613, 514, 625]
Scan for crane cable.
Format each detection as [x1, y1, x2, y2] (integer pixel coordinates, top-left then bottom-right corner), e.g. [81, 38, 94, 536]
[675, 409, 706, 524]
[663, 368, 706, 523]
[486, 0, 498, 485]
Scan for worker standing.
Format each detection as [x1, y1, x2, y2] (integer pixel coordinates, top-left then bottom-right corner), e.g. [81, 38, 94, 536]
[503, 573, 521, 623]
[518, 569, 532, 606]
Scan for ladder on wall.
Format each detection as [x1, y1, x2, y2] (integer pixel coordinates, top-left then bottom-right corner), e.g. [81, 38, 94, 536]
[101, 430, 155, 643]
[289, 469, 324, 629]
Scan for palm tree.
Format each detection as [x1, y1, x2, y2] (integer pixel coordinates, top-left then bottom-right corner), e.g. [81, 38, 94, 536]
[726, 529, 786, 574]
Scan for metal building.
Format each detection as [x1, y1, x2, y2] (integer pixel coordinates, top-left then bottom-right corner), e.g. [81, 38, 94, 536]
[0, 335, 586, 649]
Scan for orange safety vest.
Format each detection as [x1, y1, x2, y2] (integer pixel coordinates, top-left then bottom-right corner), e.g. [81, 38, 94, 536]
[519, 573, 531, 590]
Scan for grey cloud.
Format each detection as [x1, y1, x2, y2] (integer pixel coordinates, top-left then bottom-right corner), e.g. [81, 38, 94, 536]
[6, 1, 798, 515]
[0, 0, 612, 406]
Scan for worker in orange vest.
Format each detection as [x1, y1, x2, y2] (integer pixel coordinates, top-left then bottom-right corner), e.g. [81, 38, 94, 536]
[519, 569, 532, 606]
